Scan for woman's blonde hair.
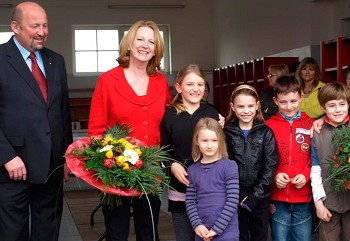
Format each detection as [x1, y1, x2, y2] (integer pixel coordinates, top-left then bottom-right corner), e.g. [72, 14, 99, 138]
[268, 64, 289, 78]
[192, 117, 228, 162]
[226, 85, 264, 124]
[170, 64, 207, 114]
[117, 20, 164, 76]
[295, 57, 322, 90]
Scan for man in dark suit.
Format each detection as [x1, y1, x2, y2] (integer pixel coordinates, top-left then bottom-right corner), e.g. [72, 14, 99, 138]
[0, 2, 72, 240]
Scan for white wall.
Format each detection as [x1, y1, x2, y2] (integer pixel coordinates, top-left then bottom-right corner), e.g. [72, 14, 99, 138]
[213, 0, 350, 67]
[0, 0, 215, 92]
[1, 0, 349, 96]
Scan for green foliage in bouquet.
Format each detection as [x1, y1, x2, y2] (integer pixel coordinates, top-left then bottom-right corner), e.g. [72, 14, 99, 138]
[327, 126, 350, 193]
[67, 124, 172, 205]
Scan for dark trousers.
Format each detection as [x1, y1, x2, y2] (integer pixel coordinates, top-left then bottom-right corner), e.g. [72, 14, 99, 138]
[0, 168, 63, 241]
[102, 195, 161, 241]
[238, 197, 270, 241]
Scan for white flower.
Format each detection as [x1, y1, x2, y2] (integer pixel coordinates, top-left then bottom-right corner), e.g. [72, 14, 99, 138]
[99, 145, 114, 152]
[123, 149, 139, 165]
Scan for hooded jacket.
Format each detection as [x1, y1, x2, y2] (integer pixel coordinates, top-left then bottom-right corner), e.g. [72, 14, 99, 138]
[266, 112, 313, 203]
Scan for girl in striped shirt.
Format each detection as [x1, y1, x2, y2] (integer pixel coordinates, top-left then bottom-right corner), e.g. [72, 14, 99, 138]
[186, 117, 239, 241]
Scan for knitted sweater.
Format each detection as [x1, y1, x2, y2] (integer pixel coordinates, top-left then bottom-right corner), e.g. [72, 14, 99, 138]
[186, 158, 239, 241]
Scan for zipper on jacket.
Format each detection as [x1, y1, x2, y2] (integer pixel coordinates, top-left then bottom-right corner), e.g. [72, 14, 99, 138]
[286, 124, 293, 202]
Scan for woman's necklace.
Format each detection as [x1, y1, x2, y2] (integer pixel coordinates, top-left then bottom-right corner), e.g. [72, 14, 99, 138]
[304, 89, 311, 95]
[303, 85, 313, 95]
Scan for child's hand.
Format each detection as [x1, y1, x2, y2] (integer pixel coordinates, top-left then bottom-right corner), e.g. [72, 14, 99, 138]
[311, 117, 325, 137]
[240, 196, 248, 208]
[291, 174, 306, 189]
[218, 114, 225, 128]
[315, 200, 332, 222]
[204, 230, 217, 241]
[275, 173, 290, 189]
[194, 225, 209, 239]
[171, 162, 189, 186]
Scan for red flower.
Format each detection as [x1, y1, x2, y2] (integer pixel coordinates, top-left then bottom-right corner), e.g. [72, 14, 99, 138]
[134, 159, 143, 169]
[104, 158, 115, 169]
[345, 180, 350, 190]
[333, 155, 340, 168]
[116, 146, 122, 153]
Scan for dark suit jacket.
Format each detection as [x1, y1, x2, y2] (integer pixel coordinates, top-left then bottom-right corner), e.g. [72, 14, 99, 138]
[0, 37, 73, 183]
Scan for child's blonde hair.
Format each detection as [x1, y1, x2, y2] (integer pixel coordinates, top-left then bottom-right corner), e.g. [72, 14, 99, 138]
[226, 85, 264, 124]
[170, 64, 208, 114]
[192, 117, 228, 162]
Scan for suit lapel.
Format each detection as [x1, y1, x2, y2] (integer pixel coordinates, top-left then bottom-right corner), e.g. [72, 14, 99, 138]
[6, 39, 47, 104]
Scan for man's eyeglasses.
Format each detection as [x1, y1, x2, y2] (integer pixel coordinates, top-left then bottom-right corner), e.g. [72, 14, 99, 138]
[267, 73, 276, 78]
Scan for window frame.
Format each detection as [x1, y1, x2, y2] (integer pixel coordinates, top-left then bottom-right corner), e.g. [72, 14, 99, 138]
[0, 25, 13, 44]
[72, 24, 171, 77]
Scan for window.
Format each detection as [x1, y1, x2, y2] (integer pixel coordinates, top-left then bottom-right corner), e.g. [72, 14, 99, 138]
[0, 25, 12, 44]
[73, 25, 171, 76]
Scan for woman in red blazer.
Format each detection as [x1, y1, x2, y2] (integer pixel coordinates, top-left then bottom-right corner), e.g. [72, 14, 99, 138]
[88, 20, 172, 241]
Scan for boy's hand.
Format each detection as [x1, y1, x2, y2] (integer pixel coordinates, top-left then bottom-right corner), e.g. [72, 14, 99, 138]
[275, 173, 290, 189]
[311, 117, 325, 137]
[195, 225, 209, 239]
[171, 162, 189, 186]
[315, 200, 332, 222]
[291, 174, 306, 189]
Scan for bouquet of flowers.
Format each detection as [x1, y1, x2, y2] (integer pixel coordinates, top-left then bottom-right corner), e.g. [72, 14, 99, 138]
[65, 124, 171, 205]
[327, 126, 350, 193]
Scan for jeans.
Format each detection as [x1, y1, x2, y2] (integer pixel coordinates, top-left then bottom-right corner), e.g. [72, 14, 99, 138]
[172, 212, 194, 241]
[270, 201, 312, 241]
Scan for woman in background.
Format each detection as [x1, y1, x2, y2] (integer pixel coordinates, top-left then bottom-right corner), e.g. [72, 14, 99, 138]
[295, 57, 325, 119]
[260, 64, 289, 120]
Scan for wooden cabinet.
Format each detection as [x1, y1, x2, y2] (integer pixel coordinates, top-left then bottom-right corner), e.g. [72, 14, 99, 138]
[213, 56, 298, 116]
[321, 35, 350, 83]
[69, 97, 91, 129]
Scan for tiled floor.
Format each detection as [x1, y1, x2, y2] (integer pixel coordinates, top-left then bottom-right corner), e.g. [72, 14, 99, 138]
[59, 176, 92, 241]
[59, 177, 318, 241]
[60, 176, 174, 241]
[59, 199, 83, 241]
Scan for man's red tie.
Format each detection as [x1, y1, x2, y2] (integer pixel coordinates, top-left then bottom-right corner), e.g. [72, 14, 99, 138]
[29, 52, 48, 102]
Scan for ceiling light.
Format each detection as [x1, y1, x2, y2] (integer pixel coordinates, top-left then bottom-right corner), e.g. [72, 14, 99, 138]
[108, 4, 185, 9]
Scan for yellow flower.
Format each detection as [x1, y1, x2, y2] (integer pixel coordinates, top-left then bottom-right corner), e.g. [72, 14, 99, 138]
[117, 138, 128, 145]
[125, 143, 134, 150]
[117, 156, 126, 165]
[123, 162, 130, 171]
[135, 148, 142, 156]
[105, 150, 114, 158]
[103, 137, 114, 145]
